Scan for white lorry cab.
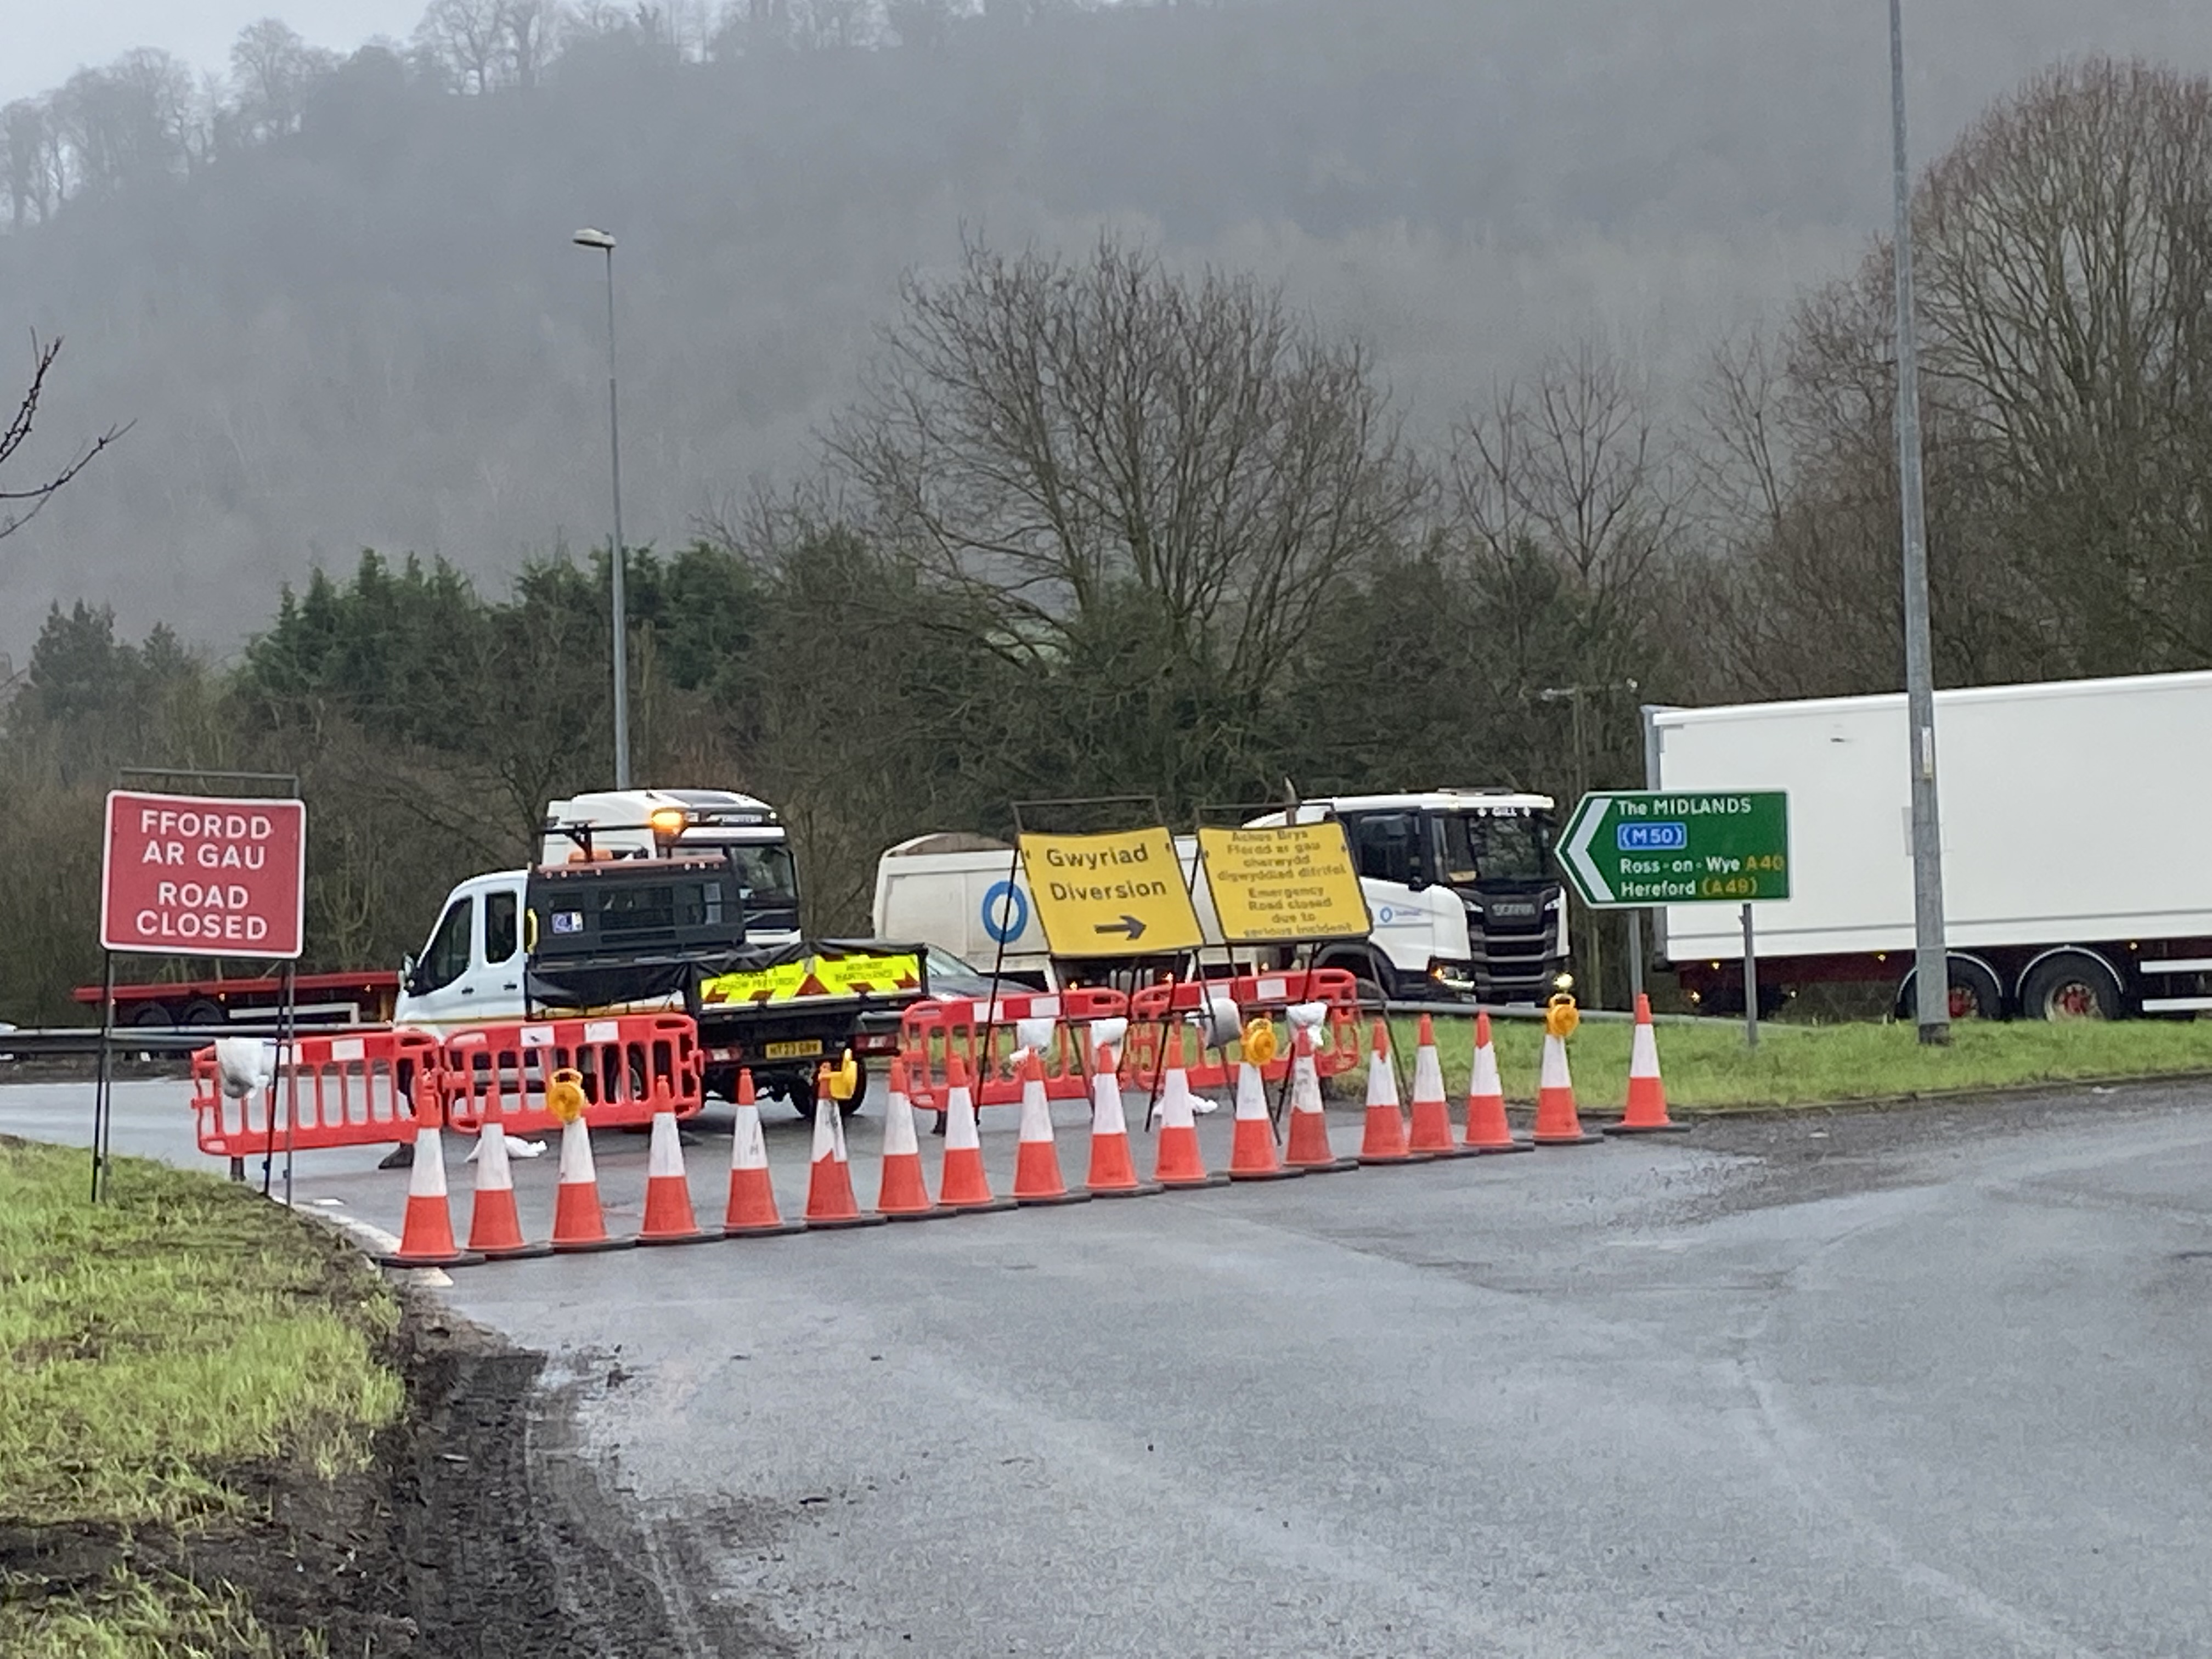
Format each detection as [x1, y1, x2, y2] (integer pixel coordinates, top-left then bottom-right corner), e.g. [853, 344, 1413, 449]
[873, 789, 1572, 1003]
[540, 787, 801, 947]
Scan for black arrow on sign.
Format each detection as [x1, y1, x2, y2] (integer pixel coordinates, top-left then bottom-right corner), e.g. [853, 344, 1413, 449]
[1093, 914, 1147, 941]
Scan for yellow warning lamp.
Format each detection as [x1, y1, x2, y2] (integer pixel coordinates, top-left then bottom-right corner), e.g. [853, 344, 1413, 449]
[648, 806, 689, 838]
[546, 1068, 588, 1124]
[1544, 993, 1581, 1040]
[826, 1049, 861, 1102]
[1240, 1016, 1279, 1066]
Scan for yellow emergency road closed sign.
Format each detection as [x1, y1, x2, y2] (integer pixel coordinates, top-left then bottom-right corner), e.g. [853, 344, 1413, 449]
[1019, 827, 1204, 957]
[1197, 822, 1371, 943]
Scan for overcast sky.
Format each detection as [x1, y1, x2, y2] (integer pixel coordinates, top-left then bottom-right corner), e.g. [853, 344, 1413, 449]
[0, 0, 422, 105]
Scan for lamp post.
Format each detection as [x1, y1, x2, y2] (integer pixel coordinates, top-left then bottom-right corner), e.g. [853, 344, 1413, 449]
[573, 227, 631, 791]
[1887, 3, 1949, 1044]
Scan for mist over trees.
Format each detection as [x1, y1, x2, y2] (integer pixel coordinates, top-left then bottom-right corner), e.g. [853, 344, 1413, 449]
[2, 7, 2211, 1019]
[2, 0, 2205, 649]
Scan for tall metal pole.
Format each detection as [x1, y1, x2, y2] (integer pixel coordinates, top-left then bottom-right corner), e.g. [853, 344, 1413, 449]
[589, 240, 633, 789]
[1889, 0, 1948, 1045]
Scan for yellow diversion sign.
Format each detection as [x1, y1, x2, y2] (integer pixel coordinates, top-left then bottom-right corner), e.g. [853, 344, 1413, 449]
[1197, 822, 1371, 943]
[1018, 827, 1204, 957]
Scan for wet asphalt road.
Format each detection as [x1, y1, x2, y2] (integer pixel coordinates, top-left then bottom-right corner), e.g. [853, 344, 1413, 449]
[8, 1073, 2211, 1657]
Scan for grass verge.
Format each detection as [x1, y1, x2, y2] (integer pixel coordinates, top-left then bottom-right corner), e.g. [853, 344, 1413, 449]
[1383, 1014, 2212, 1111]
[0, 1136, 403, 1656]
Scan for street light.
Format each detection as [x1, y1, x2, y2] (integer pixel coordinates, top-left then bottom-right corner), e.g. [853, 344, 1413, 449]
[573, 226, 631, 791]
[1887, 4, 1949, 1044]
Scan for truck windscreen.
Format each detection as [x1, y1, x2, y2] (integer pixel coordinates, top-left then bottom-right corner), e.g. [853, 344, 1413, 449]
[1438, 812, 1549, 884]
[729, 845, 798, 906]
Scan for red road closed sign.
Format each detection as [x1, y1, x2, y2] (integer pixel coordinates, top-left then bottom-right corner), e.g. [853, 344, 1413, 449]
[101, 791, 307, 959]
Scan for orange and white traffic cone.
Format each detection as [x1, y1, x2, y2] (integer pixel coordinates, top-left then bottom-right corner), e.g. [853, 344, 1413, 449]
[1531, 1030, 1600, 1147]
[551, 1111, 630, 1252]
[724, 1070, 798, 1237]
[874, 1058, 939, 1220]
[1462, 1011, 1530, 1154]
[1227, 1059, 1301, 1181]
[381, 1119, 483, 1268]
[1013, 1052, 1090, 1206]
[805, 1066, 885, 1229]
[1606, 994, 1691, 1135]
[464, 1119, 545, 1259]
[936, 1052, 1012, 1212]
[1357, 1020, 1424, 1165]
[1084, 1045, 1158, 1197]
[1152, 1031, 1225, 1188]
[1283, 1026, 1355, 1172]
[1404, 1014, 1466, 1158]
[637, 1103, 712, 1245]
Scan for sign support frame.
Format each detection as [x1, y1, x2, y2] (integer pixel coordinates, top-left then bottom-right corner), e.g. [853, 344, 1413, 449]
[1741, 902, 1759, 1049]
[96, 766, 303, 1205]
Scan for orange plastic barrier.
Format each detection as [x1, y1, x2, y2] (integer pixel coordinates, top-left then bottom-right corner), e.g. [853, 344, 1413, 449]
[442, 1014, 704, 1137]
[190, 1028, 441, 1156]
[1121, 970, 1363, 1092]
[898, 988, 1129, 1113]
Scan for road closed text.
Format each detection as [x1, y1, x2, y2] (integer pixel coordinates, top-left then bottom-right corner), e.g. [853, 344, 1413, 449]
[131, 881, 276, 944]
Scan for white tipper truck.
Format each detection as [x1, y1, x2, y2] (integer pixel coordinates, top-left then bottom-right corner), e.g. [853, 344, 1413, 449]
[1647, 669, 2212, 1020]
[872, 790, 1573, 1003]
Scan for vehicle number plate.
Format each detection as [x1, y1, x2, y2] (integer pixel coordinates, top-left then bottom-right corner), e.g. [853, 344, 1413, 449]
[764, 1039, 824, 1060]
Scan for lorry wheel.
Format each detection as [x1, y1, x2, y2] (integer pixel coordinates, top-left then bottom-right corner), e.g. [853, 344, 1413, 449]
[125, 1001, 174, 1028]
[1894, 956, 2006, 1022]
[2017, 952, 2124, 1022]
[181, 998, 225, 1028]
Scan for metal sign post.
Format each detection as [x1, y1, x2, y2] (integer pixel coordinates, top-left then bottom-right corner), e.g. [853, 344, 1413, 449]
[1741, 904, 1759, 1049]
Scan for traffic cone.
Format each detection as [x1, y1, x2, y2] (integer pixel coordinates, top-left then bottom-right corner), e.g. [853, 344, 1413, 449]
[1357, 1021, 1425, 1165]
[805, 1066, 885, 1229]
[724, 1070, 798, 1237]
[1013, 1052, 1090, 1206]
[1462, 1011, 1531, 1154]
[1152, 1030, 1226, 1188]
[380, 1121, 482, 1268]
[1283, 1026, 1356, 1172]
[1404, 1014, 1468, 1158]
[1228, 1059, 1301, 1181]
[464, 1120, 546, 1259]
[637, 1105, 713, 1245]
[1084, 1045, 1158, 1197]
[1606, 994, 1691, 1134]
[874, 1059, 940, 1220]
[551, 1113, 630, 1251]
[1532, 1031, 1600, 1147]
[936, 1052, 1013, 1212]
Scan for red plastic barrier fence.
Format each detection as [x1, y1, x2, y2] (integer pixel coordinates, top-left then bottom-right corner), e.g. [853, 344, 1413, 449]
[898, 988, 1130, 1113]
[441, 1013, 704, 1137]
[1121, 969, 1363, 1092]
[190, 1027, 441, 1156]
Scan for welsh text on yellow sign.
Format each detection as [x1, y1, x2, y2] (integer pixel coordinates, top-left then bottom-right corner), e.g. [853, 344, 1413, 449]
[1018, 827, 1204, 957]
[1197, 822, 1371, 943]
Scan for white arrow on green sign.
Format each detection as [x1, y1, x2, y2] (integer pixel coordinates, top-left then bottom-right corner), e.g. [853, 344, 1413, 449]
[1557, 790, 1790, 909]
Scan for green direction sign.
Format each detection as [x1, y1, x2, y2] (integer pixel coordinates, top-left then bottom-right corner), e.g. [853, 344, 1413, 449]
[1557, 791, 1790, 909]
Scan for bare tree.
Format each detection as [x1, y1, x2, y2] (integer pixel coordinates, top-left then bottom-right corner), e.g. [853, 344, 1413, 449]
[831, 236, 1425, 712]
[229, 18, 334, 139]
[2, 337, 126, 544]
[413, 0, 506, 93]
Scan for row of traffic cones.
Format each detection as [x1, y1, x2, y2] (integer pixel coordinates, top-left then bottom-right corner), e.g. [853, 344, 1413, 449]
[382, 998, 1686, 1267]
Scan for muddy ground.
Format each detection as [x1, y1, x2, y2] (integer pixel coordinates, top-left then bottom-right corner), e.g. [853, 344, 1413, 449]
[2, 1284, 775, 1656]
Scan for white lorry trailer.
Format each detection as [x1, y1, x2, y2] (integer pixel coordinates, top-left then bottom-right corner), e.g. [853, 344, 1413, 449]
[873, 790, 1573, 1003]
[1649, 670, 2212, 1020]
